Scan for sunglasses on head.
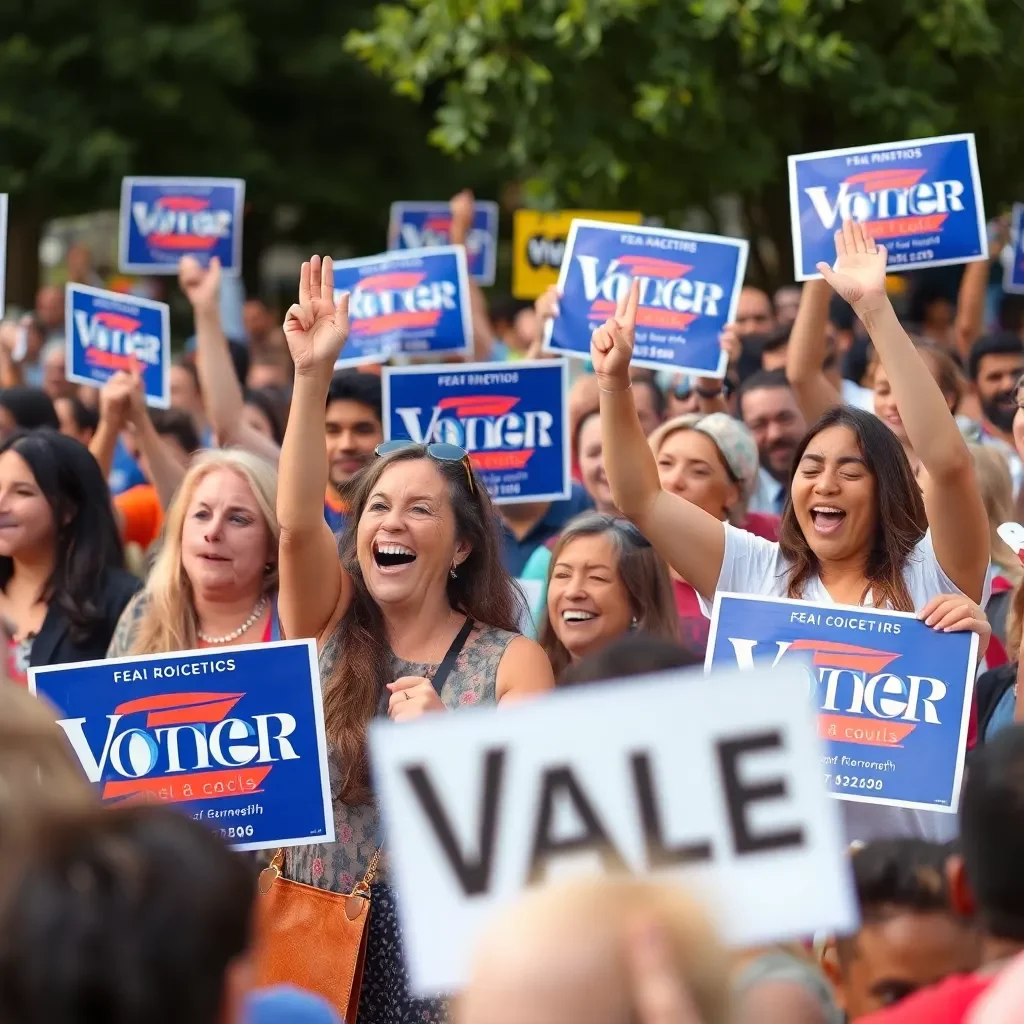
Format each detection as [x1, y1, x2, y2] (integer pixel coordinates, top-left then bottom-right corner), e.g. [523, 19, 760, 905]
[374, 439, 476, 495]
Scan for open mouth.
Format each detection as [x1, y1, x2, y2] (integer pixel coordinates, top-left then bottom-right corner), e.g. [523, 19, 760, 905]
[561, 609, 598, 624]
[373, 541, 417, 569]
[810, 506, 847, 535]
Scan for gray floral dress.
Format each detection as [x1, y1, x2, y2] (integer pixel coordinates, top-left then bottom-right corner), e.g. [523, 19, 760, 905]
[286, 622, 517, 1023]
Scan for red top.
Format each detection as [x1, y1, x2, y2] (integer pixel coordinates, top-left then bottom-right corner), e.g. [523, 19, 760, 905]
[858, 973, 994, 1023]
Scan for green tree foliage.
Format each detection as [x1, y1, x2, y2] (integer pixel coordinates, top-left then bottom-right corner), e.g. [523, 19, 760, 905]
[348, 0, 1024, 284]
[0, 0, 486, 304]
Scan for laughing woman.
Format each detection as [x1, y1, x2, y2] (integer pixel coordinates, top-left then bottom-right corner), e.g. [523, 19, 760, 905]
[595, 222, 989, 844]
[277, 256, 554, 1022]
[538, 511, 678, 678]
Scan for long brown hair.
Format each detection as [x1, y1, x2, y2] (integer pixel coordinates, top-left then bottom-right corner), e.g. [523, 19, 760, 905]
[779, 406, 927, 611]
[538, 512, 679, 678]
[326, 446, 521, 804]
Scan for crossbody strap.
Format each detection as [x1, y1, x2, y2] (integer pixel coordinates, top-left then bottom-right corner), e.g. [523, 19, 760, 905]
[430, 616, 474, 696]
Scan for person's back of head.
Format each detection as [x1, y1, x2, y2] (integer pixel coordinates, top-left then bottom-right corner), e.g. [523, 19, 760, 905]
[960, 725, 1024, 941]
[559, 632, 700, 687]
[0, 386, 59, 436]
[0, 683, 93, 860]
[0, 805, 254, 1024]
[457, 878, 730, 1024]
[825, 837, 978, 1018]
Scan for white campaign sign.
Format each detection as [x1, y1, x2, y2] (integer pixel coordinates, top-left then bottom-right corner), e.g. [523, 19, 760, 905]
[370, 665, 858, 996]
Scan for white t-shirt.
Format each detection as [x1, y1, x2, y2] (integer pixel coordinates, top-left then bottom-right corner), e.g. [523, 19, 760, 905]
[704, 524, 990, 845]
[841, 378, 875, 412]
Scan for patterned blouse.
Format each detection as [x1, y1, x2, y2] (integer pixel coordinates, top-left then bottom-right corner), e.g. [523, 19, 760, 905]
[286, 623, 517, 892]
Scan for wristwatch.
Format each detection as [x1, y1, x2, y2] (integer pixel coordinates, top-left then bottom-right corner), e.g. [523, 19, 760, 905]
[695, 385, 723, 399]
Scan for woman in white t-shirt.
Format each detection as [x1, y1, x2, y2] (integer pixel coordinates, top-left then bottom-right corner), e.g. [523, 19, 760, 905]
[592, 221, 990, 844]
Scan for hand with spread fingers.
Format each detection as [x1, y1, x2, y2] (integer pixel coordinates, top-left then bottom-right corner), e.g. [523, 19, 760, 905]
[590, 278, 640, 392]
[283, 255, 351, 379]
[918, 593, 991, 661]
[387, 675, 447, 722]
[815, 219, 889, 311]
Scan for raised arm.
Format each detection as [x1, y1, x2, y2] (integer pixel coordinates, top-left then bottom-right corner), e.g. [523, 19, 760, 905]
[592, 280, 726, 600]
[89, 374, 134, 478]
[449, 190, 497, 361]
[278, 256, 352, 642]
[785, 277, 842, 422]
[124, 376, 187, 509]
[179, 256, 281, 464]
[818, 221, 988, 603]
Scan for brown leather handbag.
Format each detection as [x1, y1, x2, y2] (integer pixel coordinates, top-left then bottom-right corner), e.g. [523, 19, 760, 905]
[254, 846, 381, 1022]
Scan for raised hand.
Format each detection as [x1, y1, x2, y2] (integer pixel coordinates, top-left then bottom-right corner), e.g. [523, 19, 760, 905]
[816, 220, 888, 311]
[283, 255, 351, 379]
[449, 189, 475, 245]
[591, 278, 640, 391]
[98, 371, 137, 429]
[179, 255, 221, 314]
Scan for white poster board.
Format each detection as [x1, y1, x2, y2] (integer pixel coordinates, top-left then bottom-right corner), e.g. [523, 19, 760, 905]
[370, 664, 858, 996]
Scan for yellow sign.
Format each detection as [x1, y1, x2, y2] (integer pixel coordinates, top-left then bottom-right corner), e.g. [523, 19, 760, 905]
[512, 209, 644, 300]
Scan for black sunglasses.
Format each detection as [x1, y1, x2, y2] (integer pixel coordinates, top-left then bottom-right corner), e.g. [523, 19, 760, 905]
[374, 439, 476, 495]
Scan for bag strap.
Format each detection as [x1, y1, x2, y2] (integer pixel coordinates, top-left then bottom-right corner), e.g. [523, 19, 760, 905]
[261, 844, 383, 898]
[430, 617, 474, 696]
[260, 618, 473, 897]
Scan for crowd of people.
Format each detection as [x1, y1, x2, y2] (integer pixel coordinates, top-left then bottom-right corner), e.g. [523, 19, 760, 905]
[3, 194, 1024, 1024]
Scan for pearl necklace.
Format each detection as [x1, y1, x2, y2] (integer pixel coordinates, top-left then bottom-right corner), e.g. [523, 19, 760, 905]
[198, 597, 268, 645]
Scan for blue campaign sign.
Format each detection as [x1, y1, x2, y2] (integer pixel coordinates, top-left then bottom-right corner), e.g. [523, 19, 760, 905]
[332, 246, 473, 369]
[1004, 204, 1024, 296]
[119, 176, 245, 275]
[29, 640, 334, 852]
[705, 593, 977, 813]
[65, 284, 170, 409]
[388, 201, 499, 286]
[543, 220, 747, 378]
[788, 134, 987, 281]
[382, 359, 570, 505]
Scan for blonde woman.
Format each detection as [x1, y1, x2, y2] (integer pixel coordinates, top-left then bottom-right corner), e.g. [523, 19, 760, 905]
[969, 444, 1023, 661]
[107, 449, 280, 656]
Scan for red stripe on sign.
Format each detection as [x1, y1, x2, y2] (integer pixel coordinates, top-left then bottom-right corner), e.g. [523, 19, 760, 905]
[95, 313, 142, 332]
[616, 255, 692, 279]
[358, 272, 426, 292]
[438, 396, 520, 417]
[146, 233, 219, 250]
[85, 351, 144, 373]
[789, 639, 900, 674]
[864, 214, 947, 238]
[351, 311, 440, 335]
[157, 196, 211, 212]
[114, 692, 244, 726]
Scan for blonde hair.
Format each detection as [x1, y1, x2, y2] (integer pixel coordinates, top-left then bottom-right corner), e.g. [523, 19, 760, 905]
[128, 449, 279, 655]
[460, 878, 730, 1024]
[0, 683, 94, 857]
[647, 414, 747, 526]
[969, 444, 1023, 585]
